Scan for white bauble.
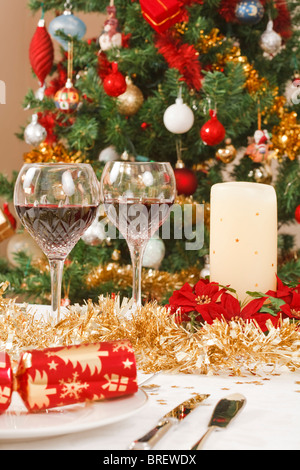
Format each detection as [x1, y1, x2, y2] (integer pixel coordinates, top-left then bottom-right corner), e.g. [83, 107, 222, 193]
[24, 114, 47, 146]
[163, 97, 194, 134]
[7, 232, 44, 267]
[142, 236, 165, 270]
[81, 218, 106, 246]
[99, 145, 120, 162]
[260, 20, 282, 56]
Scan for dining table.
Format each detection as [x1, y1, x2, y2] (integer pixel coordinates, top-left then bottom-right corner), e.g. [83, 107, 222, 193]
[0, 305, 299, 452]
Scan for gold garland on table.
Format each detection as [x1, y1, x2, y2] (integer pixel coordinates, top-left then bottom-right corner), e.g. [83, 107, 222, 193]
[1, 281, 300, 376]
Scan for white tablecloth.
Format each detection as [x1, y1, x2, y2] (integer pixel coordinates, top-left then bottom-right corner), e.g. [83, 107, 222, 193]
[1, 368, 299, 451]
[1, 305, 300, 451]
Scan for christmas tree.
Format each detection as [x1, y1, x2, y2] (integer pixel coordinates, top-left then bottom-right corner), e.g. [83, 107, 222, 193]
[0, 0, 299, 306]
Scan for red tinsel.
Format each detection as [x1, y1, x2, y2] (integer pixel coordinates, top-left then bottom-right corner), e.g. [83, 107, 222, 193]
[37, 110, 73, 145]
[156, 34, 203, 90]
[44, 61, 68, 97]
[97, 51, 112, 81]
[37, 111, 58, 145]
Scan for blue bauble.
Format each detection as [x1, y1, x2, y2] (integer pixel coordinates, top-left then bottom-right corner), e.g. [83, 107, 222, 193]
[49, 12, 86, 50]
[235, 0, 264, 25]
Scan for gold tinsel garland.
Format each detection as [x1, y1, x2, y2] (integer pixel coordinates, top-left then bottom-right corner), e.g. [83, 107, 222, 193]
[1, 281, 300, 376]
[86, 263, 200, 302]
[23, 143, 88, 164]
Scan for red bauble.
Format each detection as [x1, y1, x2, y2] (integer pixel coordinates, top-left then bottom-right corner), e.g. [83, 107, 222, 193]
[200, 109, 225, 146]
[29, 19, 54, 86]
[174, 168, 198, 196]
[295, 205, 300, 224]
[103, 62, 127, 97]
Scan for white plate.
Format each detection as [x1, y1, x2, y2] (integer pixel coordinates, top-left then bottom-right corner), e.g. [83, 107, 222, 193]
[0, 389, 148, 441]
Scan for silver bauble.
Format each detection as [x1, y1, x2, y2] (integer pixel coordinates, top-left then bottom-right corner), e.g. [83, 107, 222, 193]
[24, 114, 47, 146]
[260, 20, 282, 56]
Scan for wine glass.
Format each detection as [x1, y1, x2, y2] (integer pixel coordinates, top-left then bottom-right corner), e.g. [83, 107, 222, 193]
[100, 162, 176, 307]
[14, 163, 100, 322]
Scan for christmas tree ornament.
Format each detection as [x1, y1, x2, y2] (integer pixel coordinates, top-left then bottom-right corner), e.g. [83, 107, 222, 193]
[49, 0, 86, 51]
[163, 93, 194, 134]
[99, 1, 122, 52]
[29, 16, 54, 87]
[142, 236, 165, 270]
[260, 20, 282, 56]
[246, 129, 271, 163]
[248, 164, 272, 184]
[103, 62, 127, 97]
[99, 145, 120, 162]
[117, 77, 144, 116]
[24, 114, 47, 146]
[54, 78, 80, 112]
[235, 0, 264, 25]
[81, 218, 106, 246]
[7, 232, 45, 267]
[174, 167, 198, 196]
[295, 205, 300, 224]
[215, 138, 237, 164]
[140, 0, 183, 34]
[200, 109, 225, 146]
[284, 74, 300, 106]
[54, 41, 80, 112]
[200, 254, 210, 279]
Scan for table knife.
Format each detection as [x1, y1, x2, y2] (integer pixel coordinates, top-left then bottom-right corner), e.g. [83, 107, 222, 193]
[129, 393, 210, 450]
[191, 393, 246, 450]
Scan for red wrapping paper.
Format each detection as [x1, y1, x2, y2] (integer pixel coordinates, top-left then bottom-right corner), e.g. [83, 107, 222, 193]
[140, 0, 183, 33]
[0, 341, 138, 413]
[0, 352, 13, 413]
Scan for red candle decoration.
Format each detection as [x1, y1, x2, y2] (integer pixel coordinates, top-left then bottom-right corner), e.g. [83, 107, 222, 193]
[0, 341, 138, 413]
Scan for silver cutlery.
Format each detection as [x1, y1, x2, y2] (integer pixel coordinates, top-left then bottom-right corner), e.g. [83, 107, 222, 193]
[129, 393, 210, 450]
[191, 393, 246, 450]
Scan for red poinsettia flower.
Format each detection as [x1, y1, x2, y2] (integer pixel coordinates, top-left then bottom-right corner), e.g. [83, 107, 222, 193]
[266, 275, 295, 304]
[167, 279, 230, 324]
[240, 297, 282, 333]
[280, 291, 300, 320]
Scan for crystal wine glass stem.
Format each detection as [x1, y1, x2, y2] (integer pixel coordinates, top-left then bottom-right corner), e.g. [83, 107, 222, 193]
[129, 243, 147, 306]
[49, 258, 64, 322]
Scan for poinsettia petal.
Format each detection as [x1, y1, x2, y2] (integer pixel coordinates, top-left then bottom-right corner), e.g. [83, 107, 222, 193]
[241, 297, 268, 319]
[220, 293, 241, 317]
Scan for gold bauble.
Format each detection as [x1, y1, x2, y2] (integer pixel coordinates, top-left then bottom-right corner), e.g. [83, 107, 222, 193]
[248, 165, 273, 184]
[215, 138, 237, 164]
[117, 77, 144, 116]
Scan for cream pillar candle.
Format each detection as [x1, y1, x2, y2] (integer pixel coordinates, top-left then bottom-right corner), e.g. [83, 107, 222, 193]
[210, 182, 277, 302]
